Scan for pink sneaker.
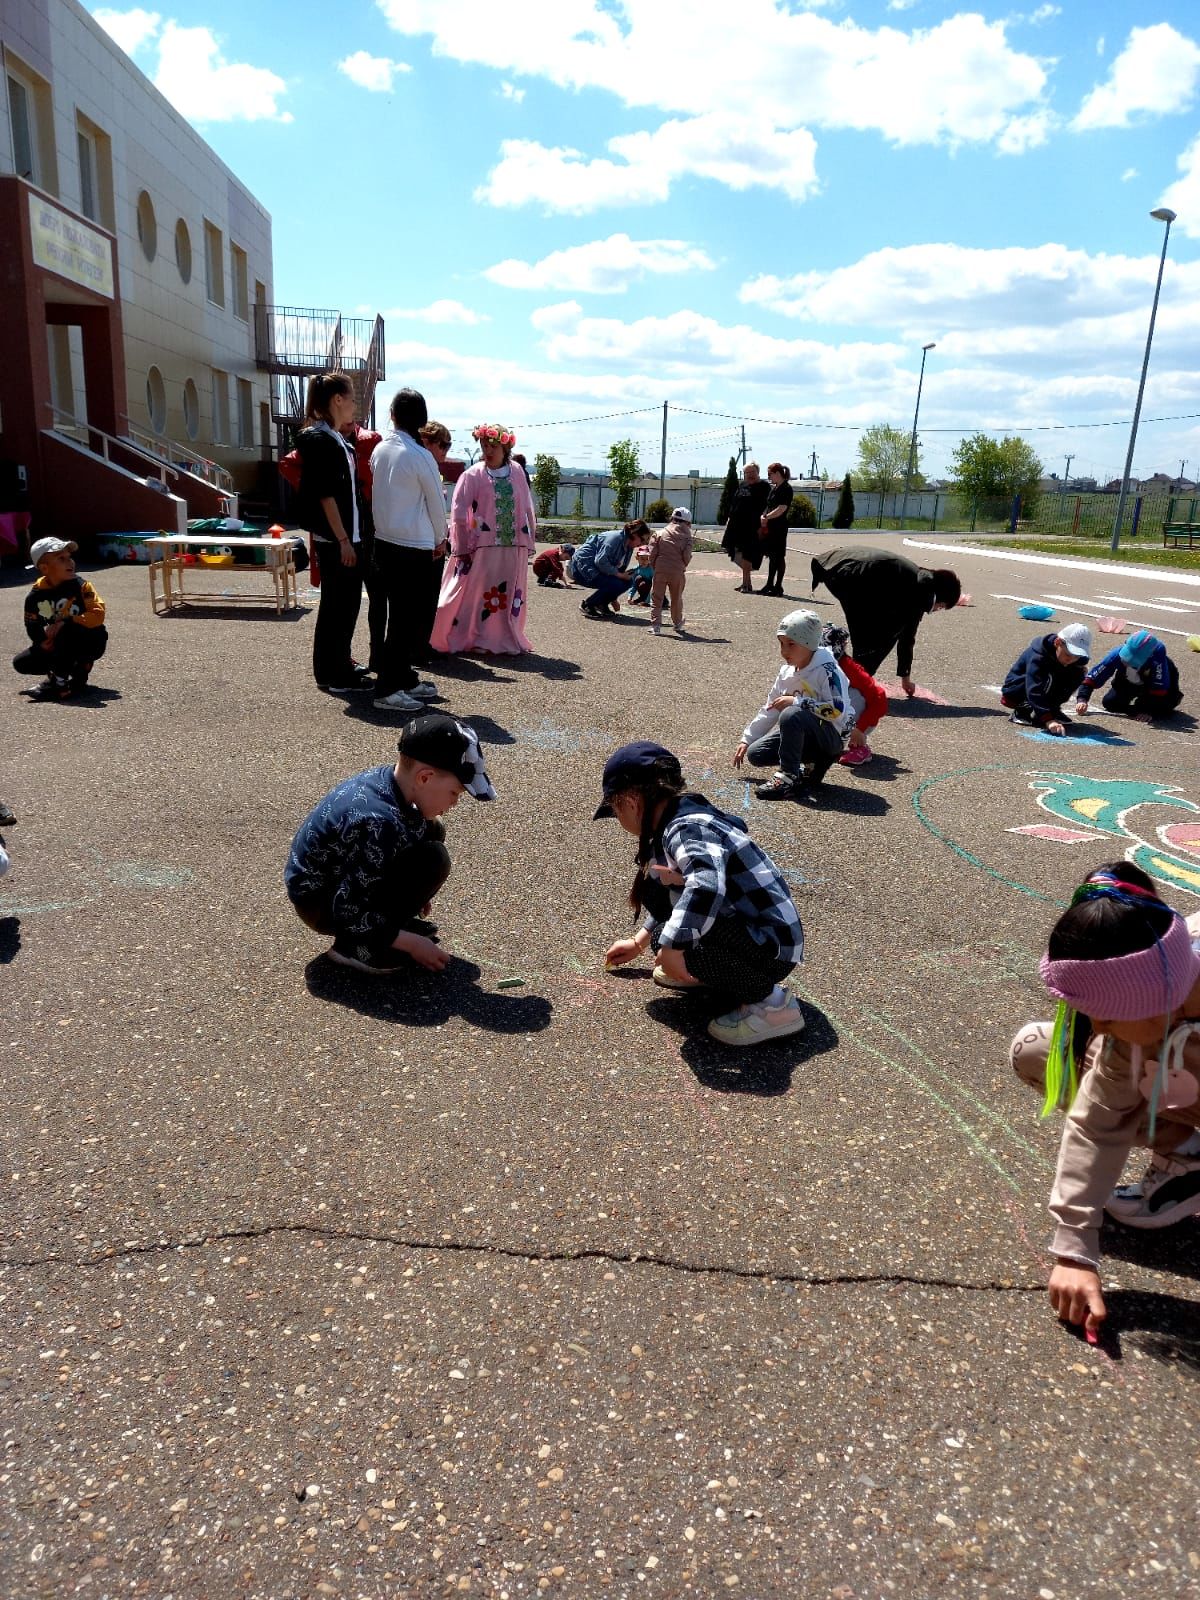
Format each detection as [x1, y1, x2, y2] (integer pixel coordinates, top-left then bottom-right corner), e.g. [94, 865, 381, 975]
[839, 743, 872, 767]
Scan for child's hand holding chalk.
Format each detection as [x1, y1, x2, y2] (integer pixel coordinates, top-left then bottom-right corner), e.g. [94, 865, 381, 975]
[605, 935, 646, 971]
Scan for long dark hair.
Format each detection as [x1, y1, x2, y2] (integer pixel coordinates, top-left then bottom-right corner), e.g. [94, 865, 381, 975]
[391, 387, 428, 440]
[621, 763, 687, 913]
[305, 371, 352, 424]
[1047, 861, 1172, 961]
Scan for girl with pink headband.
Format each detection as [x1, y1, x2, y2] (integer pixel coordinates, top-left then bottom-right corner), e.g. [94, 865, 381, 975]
[1011, 862, 1200, 1335]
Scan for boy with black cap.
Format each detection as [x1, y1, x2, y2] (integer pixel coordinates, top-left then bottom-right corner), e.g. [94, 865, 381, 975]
[285, 713, 495, 975]
[13, 537, 108, 700]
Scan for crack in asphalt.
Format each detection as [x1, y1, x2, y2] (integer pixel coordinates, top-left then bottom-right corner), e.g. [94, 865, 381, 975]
[0, 1222, 1045, 1294]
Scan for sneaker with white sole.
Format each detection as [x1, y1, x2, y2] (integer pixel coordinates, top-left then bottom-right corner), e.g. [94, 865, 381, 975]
[1103, 1151, 1200, 1229]
[407, 682, 440, 700]
[373, 688, 425, 711]
[707, 995, 805, 1047]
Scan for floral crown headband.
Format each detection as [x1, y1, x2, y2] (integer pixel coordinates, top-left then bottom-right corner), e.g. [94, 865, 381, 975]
[473, 423, 515, 448]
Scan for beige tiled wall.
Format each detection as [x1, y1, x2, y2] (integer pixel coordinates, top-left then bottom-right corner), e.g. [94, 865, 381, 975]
[1, 0, 274, 490]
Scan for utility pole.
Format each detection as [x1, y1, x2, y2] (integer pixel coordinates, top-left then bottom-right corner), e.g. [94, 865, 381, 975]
[809, 449, 818, 480]
[1179, 458, 1188, 488]
[738, 424, 748, 468]
[1059, 453, 1073, 496]
[658, 401, 668, 499]
[899, 342, 935, 531]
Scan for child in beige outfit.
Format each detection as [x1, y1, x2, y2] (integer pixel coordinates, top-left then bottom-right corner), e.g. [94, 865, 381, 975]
[649, 508, 694, 633]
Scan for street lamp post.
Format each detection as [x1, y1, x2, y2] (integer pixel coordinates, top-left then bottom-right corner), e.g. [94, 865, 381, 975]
[899, 342, 935, 531]
[1111, 207, 1177, 552]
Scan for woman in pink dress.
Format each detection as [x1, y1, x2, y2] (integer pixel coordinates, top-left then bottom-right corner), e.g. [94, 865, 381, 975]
[431, 423, 536, 655]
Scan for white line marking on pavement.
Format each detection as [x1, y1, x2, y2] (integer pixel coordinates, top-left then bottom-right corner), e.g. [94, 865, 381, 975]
[903, 537, 1200, 588]
[989, 592, 1194, 638]
[1090, 592, 1194, 613]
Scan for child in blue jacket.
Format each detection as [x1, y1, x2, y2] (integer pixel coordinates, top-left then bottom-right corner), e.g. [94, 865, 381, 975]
[1075, 630, 1182, 722]
[1001, 623, 1092, 736]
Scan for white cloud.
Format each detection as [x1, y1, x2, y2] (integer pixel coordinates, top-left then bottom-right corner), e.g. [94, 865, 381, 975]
[740, 242, 1200, 335]
[478, 115, 819, 211]
[1096, 35, 1105, 55]
[996, 110, 1053, 154]
[1121, 166, 1139, 182]
[499, 80, 525, 102]
[1073, 24, 1200, 130]
[1028, 5, 1060, 23]
[153, 22, 291, 122]
[485, 233, 716, 293]
[379, 2, 1049, 172]
[887, 0, 917, 11]
[1162, 135, 1200, 237]
[338, 50, 410, 92]
[385, 299, 490, 325]
[92, 7, 161, 55]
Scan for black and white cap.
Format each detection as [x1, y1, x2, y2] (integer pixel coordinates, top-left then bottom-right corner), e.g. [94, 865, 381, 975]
[399, 714, 496, 800]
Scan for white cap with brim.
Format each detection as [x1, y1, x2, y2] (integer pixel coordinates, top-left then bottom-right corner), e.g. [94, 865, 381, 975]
[28, 537, 77, 570]
[1056, 622, 1092, 659]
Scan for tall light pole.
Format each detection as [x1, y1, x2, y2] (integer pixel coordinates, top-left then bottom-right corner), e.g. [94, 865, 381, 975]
[1111, 207, 1176, 551]
[899, 342, 935, 530]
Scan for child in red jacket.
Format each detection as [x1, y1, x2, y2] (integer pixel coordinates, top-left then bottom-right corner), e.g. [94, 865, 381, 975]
[821, 623, 887, 767]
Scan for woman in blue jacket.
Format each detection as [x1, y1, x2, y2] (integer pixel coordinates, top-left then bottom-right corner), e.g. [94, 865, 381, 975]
[1075, 630, 1182, 722]
[574, 522, 643, 617]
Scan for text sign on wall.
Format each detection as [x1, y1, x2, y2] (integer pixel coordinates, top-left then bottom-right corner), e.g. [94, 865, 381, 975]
[27, 192, 114, 298]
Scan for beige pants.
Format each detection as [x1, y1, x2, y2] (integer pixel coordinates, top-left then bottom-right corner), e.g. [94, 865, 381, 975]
[651, 568, 685, 628]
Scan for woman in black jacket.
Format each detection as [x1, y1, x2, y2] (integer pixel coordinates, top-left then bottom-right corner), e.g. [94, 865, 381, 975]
[295, 372, 367, 693]
[758, 463, 794, 596]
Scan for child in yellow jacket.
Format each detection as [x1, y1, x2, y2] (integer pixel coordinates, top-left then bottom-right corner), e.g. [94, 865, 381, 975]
[13, 538, 108, 700]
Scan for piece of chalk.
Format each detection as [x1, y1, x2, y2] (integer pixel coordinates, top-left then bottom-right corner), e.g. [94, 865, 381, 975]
[497, 977, 525, 989]
[1085, 1325, 1099, 1345]
[604, 960, 620, 972]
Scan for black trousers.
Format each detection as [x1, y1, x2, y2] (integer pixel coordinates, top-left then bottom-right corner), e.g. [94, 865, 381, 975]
[811, 558, 898, 675]
[373, 542, 446, 695]
[641, 875, 795, 1005]
[312, 542, 363, 687]
[290, 833, 451, 957]
[13, 623, 108, 679]
[357, 531, 388, 674]
[1102, 675, 1183, 719]
[763, 530, 787, 592]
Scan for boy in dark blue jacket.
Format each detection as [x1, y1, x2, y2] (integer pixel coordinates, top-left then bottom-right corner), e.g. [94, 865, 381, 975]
[1075, 630, 1182, 722]
[1001, 623, 1092, 736]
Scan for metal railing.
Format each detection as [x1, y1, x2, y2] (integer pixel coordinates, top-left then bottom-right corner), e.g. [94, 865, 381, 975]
[45, 406, 233, 507]
[254, 304, 384, 377]
[121, 418, 234, 494]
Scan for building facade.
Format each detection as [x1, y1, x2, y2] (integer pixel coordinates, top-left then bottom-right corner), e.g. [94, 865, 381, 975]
[1, 0, 274, 512]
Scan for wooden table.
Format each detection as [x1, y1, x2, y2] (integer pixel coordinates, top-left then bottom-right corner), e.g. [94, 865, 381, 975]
[146, 534, 298, 615]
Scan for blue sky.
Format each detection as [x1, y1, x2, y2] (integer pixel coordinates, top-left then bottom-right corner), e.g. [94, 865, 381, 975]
[92, 1, 1200, 483]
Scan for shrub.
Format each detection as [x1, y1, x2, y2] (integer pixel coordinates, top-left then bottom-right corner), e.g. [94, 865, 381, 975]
[788, 494, 817, 528]
[716, 456, 739, 524]
[831, 474, 855, 529]
[645, 497, 672, 523]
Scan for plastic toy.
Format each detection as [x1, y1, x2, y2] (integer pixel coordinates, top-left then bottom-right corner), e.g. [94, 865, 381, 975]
[1018, 604, 1055, 621]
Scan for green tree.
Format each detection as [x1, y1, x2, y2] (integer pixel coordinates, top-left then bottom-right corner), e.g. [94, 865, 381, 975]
[951, 433, 1044, 518]
[571, 490, 585, 521]
[717, 456, 739, 524]
[855, 424, 915, 493]
[531, 453, 561, 519]
[831, 473, 855, 530]
[607, 438, 641, 520]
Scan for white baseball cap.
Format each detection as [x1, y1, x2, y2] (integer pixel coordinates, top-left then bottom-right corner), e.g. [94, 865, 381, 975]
[1056, 622, 1092, 658]
[28, 536, 78, 570]
[671, 506, 692, 522]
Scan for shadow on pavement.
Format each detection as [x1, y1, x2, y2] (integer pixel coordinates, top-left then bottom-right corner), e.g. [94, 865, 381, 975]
[885, 700, 1007, 721]
[429, 655, 514, 684]
[505, 653, 583, 681]
[643, 994, 838, 1097]
[158, 605, 311, 622]
[1101, 1287, 1200, 1375]
[304, 953, 553, 1035]
[805, 783, 889, 817]
[1102, 1219, 1200, 1284]
[0, 916, 19, 962]
[18, 685, 122, 708]
[844, 753, 911, 784]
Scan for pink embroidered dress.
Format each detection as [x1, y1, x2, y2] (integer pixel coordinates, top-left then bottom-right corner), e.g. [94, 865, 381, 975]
[432, 461, 536, 654]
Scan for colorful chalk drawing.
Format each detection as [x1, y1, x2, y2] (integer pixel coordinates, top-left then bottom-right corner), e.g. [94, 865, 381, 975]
[1015, 771, 1200, 898]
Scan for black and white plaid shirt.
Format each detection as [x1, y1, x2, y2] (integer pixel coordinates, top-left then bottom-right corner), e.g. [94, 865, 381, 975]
[644, 795, 804, 962]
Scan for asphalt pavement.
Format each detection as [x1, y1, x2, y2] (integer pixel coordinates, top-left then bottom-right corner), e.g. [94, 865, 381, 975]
[2, 533, 1198, 1598]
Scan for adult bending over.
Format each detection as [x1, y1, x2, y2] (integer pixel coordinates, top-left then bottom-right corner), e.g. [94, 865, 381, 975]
[810, 544, 960, 693]
[432, 423, 536, 655]
[295, 372, 365, 694]
[369, 389, 449, 712]
[573, 521, 642, 618]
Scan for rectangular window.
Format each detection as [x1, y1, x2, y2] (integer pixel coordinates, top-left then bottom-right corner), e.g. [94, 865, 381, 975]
[236, 378, 253, 447]
[211, 368, 230, 443]
[230, 243, 249, 321]
[204, 220, 224, 307]
[76, 128, 96, 220]
[9, 74, 35, 181]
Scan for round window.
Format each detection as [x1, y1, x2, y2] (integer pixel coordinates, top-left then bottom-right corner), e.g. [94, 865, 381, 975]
[146, 365, 167, 434]
[175, 218, 192, 283]
[136, 190, 158, 261]
[182, 377, 199, 440]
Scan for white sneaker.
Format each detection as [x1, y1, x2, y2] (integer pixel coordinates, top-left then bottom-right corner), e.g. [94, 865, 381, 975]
[707, 995, 805, 1048]
[1103, 1151, 1200, 1229]
[650, 624, 662, 635]
[373, 689, 424, 711]
[407, 682, 440, 700]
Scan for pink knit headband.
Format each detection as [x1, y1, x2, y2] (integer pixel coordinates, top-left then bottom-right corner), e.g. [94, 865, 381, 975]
[1040, 913, 1199, 1020]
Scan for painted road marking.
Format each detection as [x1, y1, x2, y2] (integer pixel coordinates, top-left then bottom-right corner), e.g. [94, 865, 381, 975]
[1085, 592, 1196, 614]
[989, 592, 1193, 638]
[903, 538, 1200, 587]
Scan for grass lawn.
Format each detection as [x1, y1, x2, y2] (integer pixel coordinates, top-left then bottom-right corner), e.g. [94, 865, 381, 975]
[971, 536, 1200, 574]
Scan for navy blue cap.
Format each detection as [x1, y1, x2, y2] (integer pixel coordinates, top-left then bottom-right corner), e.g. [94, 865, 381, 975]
[593, 741, 682, 819]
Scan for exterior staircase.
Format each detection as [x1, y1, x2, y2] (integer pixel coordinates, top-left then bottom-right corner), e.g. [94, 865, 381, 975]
[254, 304, 386, 456]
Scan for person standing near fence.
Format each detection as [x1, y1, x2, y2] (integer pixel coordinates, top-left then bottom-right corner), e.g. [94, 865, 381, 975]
[758, 464, 794, 597]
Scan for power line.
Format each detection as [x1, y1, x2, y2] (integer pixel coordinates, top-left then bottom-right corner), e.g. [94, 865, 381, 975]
[672, 404, 1200, 434]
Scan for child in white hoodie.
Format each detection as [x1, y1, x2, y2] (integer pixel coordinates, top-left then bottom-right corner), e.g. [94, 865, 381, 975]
[733, 609, 854, 802]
